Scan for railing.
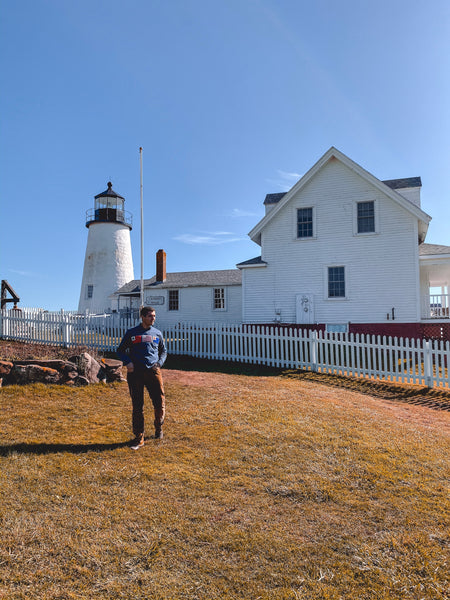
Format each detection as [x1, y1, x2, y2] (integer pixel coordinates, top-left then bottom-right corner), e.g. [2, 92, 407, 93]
[85, 207, 133, 228]
[1, 310, 450, 389]
[422, 294, 450, 319]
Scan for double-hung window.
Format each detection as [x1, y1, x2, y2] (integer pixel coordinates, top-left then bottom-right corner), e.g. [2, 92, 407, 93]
[168, 289, 179, 311]
[328, 266, 345, 298]
[86, 284, 94, 299]
[297, 207, 314, 239]
[213, 287, 225, 310]
[357, 201, 375, 234]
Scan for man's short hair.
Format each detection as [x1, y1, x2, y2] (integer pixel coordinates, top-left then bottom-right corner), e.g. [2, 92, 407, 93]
[140, 306, 155, 317]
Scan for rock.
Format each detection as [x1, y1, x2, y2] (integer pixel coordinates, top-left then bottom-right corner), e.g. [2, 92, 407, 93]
[74, 375, 90, 386]
[68, 352, 102, 383]
[100, 358, 126, 382]
[14, 359, 79, 385]
[0, 360, 13, 375]
[10, 364, 61, 385]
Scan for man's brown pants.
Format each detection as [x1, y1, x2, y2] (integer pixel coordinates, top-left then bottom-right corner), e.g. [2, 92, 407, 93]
[127, 367, 165, 437]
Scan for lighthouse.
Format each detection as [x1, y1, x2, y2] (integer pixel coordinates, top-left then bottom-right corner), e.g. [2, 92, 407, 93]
[78, 182, 134, 314]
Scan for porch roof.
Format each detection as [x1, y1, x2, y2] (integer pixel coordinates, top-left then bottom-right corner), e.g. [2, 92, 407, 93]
[419, 243, 450, 287]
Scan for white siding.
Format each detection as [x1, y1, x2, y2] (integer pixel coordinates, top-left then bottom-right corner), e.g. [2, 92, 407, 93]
[243, 159, 421, 325]
[147, 285, 242, 326]
[395, 187, 421, 208]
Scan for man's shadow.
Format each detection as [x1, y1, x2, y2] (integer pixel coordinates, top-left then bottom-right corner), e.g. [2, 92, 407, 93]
[0, 441, 130, 456]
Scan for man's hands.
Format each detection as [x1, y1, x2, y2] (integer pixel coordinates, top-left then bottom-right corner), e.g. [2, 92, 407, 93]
[126, 362, 135, 373]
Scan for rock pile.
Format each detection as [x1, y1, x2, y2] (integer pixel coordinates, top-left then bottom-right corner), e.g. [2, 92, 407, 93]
[0, 352, 125, 387]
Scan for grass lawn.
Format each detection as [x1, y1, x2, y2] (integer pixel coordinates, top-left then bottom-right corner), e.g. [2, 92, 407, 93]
[0, 362, 449, 599]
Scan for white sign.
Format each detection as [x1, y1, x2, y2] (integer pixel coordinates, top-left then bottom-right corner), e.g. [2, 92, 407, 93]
[145, 295, 165, 305]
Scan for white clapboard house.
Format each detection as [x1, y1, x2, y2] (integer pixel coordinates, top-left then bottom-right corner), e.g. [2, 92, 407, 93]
[237, 146, 450, 339]
[112, 148, 450, 339]
[111, 249, 242, 324]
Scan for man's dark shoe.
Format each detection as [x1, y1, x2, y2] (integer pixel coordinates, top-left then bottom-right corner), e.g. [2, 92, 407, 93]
[130, 434, 144, 450]
[154, 430, 163, 440]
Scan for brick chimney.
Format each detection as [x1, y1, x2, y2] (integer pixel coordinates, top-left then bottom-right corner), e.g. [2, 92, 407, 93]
[156, 249, 166, 282]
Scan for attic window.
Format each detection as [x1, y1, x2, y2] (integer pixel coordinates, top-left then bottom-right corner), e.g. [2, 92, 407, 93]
[357, 201, 375, 233]
[297, 207, 314, 238]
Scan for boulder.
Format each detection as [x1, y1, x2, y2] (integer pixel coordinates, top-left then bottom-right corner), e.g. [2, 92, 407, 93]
[73, 375, 90, 386]
[68, 352, 102, 383]
[100, 358, 126, 382]
[0, 360, 13, 375]
[14, 359, 79, 384]
[10, 364, 60, 385]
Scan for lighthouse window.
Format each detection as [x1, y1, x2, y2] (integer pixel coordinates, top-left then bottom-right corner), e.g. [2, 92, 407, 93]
[87, 285, 94, 299]
[168, 290, 179, 311]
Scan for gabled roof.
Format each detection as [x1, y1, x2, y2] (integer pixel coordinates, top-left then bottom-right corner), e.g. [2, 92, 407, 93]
[114, 269, 242, 295]
[249, 147, 431, 246]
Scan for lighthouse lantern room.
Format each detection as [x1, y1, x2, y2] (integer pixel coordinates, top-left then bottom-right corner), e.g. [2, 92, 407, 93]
[78, 182, 134, 314]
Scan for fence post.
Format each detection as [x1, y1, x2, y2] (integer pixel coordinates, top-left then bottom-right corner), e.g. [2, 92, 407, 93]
[216, 323, 222, 360]
[424, 340, 433, 388]
[311, 330, 318, 372]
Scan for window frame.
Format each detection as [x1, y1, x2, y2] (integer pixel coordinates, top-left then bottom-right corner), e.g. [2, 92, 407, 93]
[213, 287, 226, 311]
[354, 200, 378, 236]
[294, 206, 316, 240]
[168, 289, 179, 311]
[326, 265, 347, 300]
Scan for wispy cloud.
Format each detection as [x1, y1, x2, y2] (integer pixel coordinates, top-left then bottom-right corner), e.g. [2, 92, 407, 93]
[228, 208, 259, 218]
[8, 268, 38, 277]
[174, 231, 246, 245]
[266, 169, 301, 191]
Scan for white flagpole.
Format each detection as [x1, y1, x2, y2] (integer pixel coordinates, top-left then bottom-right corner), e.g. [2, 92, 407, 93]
[139, 147, 144, 309]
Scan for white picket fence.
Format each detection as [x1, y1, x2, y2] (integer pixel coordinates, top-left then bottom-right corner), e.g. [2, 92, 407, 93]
[1, 309, 449, 388]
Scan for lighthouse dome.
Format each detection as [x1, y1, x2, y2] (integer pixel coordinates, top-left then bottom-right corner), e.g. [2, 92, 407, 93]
[86, 182, 132, 229]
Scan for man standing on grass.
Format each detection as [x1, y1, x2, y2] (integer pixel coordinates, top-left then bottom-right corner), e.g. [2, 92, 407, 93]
[117, 306, 167, 450]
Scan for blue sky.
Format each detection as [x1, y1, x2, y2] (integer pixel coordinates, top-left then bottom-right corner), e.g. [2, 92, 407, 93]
[1, 0, 449, 310]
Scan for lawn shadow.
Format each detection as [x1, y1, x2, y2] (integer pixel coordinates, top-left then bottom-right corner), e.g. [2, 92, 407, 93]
[0, 441, 131, 456]
[164, 354, 284, 377]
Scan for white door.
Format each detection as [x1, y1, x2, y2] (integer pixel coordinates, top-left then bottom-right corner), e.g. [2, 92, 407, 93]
[296, 294, 314, 324]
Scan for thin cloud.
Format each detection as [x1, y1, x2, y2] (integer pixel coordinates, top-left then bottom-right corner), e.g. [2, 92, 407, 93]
[229, 208, 259, 218]
[174, 232, 245, 245]
[266, 169, 301, 191]
[8, 268, 38, 277]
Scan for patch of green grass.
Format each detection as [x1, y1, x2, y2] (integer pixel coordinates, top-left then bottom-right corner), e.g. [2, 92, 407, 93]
[1, 372, 449, 599]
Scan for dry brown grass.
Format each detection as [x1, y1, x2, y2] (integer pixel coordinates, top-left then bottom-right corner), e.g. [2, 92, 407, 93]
[0, 346, 449, 599]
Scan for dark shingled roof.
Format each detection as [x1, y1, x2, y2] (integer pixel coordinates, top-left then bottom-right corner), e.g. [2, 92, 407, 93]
[264, 192, 287, 205]
[115, 269, 242, 295]
[263, 177, 422, 208]
[419, 243, 450, 256]
[236, 256, 267, 267]
[382, 177, 422, 190]
[95, 181, 125, 200]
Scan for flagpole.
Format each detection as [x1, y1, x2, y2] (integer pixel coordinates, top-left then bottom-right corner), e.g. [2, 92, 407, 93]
[139, 147, 144, 309]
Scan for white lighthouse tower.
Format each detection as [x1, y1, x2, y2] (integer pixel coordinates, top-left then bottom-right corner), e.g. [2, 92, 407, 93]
[78, 182, 134, 314]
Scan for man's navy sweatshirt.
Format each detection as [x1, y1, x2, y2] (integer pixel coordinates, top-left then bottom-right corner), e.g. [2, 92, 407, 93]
[117, 324, 167, 370]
